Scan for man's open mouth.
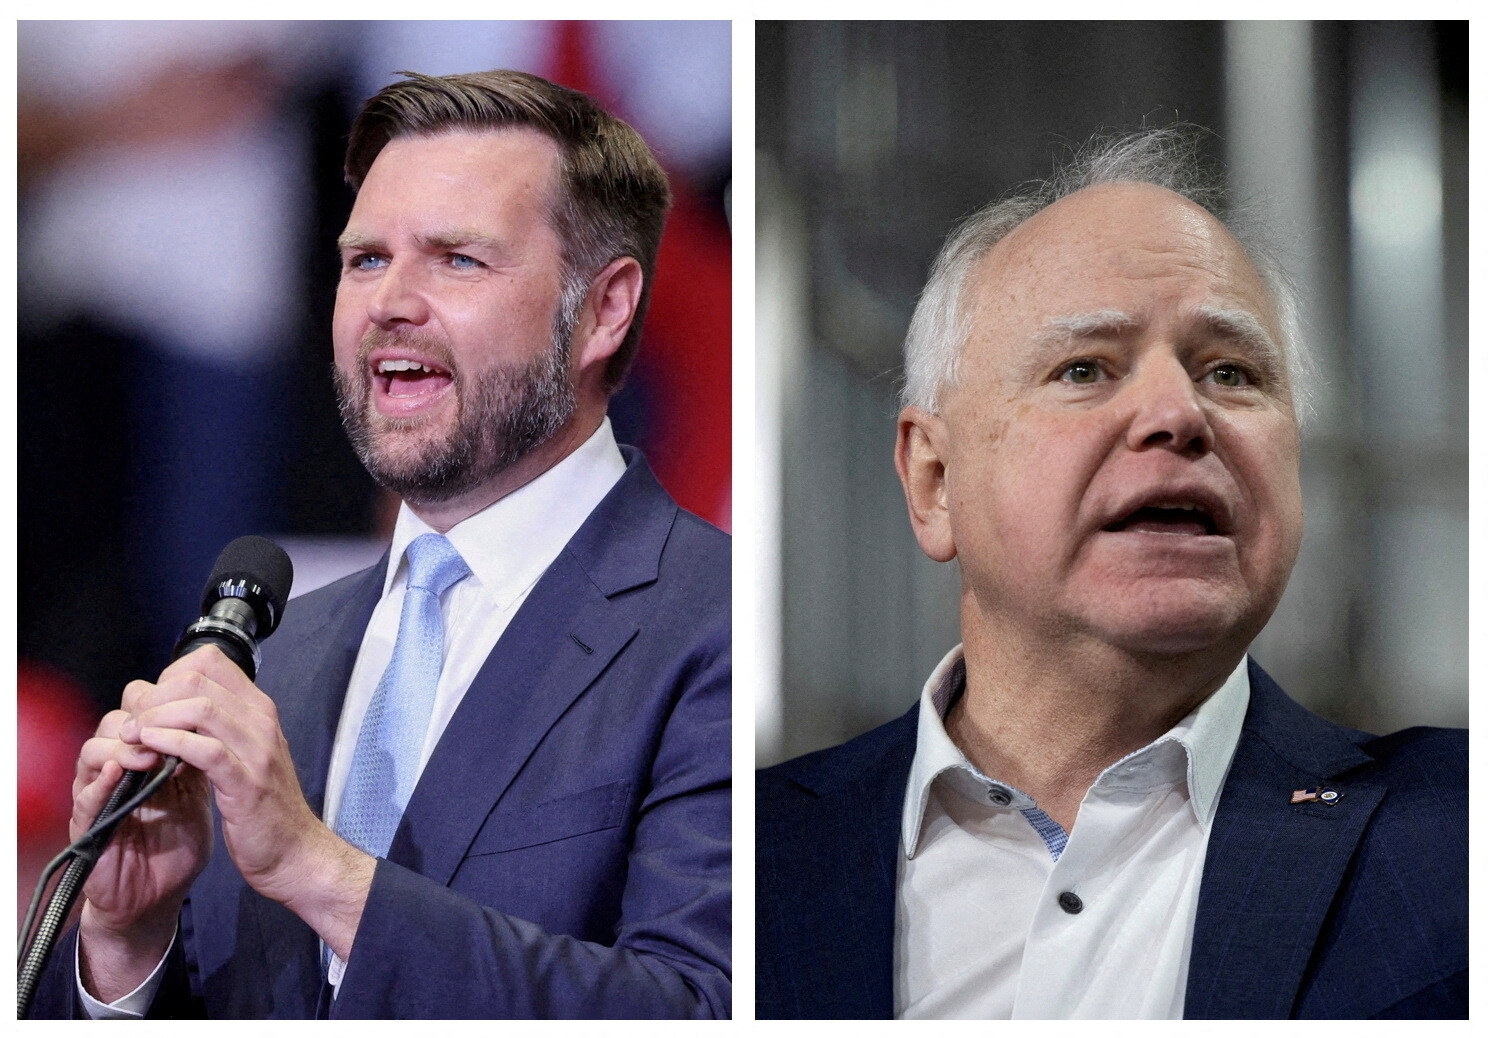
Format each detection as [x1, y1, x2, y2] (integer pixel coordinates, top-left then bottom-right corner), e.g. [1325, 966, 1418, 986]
[1103, 503, 1220, 537]
[375, 358, 454, 399]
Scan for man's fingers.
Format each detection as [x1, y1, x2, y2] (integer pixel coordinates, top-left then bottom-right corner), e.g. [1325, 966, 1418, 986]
[79, 732, 160, 780]
[160, 644, 251, 695]
[128, 696, 257, 755]
[136, 665, 262, 726]
[71, 760, 125, 838]
[76, 712, 128, 783]
[125, 672, 243, 749]
[94, 709, 129, 740]
[157, 645, 273, 716]
[74, 737, 108, 797]
[120, 679, 154, 715]
[80, 759, 121, 807]
[136, 726, 244, 797]
[126, 658, 279, 759]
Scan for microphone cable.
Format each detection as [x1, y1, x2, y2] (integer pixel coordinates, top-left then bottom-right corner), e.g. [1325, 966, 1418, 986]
[17, 536, 293, 1018]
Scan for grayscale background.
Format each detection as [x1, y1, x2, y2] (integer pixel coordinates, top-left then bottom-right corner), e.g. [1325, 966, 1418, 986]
[756, 20, 1467, 766]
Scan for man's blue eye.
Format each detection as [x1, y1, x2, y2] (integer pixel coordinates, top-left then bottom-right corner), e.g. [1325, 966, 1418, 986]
[450, 254, 481, 269]
[350, 254, 387, 271]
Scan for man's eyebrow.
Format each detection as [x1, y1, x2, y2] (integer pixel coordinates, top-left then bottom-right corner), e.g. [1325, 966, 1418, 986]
[336, 231, 381, 253]
[417, 229, 508, 253]
[335, 230, 510, 253]
[1195, 306, 1283, 367]
[1033, 309, 1139, 347]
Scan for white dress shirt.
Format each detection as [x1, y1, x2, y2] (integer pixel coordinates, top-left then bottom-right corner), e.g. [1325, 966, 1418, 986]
[81, 419, 626, 1016]
[895, 646, 1249, 1019]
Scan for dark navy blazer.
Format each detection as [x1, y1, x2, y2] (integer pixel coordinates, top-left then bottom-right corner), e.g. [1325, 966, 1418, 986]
[35, 448, 731, 1019]
[756, 660, 1465, 1019]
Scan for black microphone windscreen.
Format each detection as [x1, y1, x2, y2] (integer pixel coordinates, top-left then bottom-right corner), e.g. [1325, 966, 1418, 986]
[201, 536, 295, 636]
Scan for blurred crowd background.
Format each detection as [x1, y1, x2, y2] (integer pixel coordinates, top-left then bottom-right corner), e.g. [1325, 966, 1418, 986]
[756, 21, 1467, 765]
[18, 19, 731, 919]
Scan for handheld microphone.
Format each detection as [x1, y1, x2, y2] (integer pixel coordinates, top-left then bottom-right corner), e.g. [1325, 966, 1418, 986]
[175, 534, 295, 679]
[144, 535, 295, 788]
[18, 536, 294, 1017]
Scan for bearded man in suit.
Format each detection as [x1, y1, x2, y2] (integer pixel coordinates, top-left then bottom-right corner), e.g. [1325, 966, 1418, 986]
[756, 129, 1465, 1019]
[37, 69, 730, 1019]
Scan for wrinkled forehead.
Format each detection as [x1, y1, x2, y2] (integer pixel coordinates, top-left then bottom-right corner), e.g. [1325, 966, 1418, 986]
[967, 183, 1281, 344]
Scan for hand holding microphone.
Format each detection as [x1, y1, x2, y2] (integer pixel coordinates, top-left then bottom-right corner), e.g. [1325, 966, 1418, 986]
[69, 694, 213, 1003]
[20, 537, 295, 1012]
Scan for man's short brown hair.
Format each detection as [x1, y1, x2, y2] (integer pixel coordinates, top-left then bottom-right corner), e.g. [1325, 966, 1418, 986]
[345, 69, 672, 391]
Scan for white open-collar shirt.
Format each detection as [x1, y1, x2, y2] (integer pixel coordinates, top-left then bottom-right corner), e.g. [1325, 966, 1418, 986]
[895, 646, 1249, 1019]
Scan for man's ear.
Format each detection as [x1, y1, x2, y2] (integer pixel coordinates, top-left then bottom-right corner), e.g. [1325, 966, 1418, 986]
[895, 406, 957, 563]
[573, 256, 643, 379]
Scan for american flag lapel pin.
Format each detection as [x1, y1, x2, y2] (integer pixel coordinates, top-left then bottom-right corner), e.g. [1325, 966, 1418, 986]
[1291, 786, 1341, 805]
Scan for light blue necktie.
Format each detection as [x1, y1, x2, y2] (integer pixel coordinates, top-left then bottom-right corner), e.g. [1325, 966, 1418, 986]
[336, 533, 470, 859]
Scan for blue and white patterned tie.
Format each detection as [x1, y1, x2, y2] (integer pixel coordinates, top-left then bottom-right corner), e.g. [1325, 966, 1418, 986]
[335, 533, 470, 859]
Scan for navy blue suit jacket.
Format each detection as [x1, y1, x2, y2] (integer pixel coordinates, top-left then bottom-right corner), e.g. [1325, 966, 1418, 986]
[36, 448, 731, 1019]
[756, 660, 1465, 1019]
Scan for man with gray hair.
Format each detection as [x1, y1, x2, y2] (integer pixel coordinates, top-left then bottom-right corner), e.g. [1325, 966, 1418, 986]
[756, 128, 1465, 1019]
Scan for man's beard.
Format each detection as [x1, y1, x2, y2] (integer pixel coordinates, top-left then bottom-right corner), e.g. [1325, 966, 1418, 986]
[333, 320, 577, 507]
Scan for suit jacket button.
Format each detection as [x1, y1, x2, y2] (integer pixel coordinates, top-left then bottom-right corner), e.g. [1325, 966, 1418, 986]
[1058, 891, 1083, 914]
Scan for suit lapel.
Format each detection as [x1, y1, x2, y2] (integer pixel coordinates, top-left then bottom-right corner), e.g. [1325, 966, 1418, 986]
[387, 551, 639, 882]
[386, 449, 673, 884]
[784, 709, 916, 1019]
[1185, 661, 1383, 1018]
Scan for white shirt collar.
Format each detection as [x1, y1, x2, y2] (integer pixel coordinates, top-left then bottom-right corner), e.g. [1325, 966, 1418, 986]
[902, 645, 1250, 857]
[382, 417, 627, 607]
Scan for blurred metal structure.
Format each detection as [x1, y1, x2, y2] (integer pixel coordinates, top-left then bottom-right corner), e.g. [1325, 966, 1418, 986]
[757, 21, 1467, 766]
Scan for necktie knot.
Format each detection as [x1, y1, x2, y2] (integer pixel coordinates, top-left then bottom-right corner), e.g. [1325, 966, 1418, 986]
[404, 533, 469, 599]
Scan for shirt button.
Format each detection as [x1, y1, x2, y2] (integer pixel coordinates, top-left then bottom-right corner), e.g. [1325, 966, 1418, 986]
[1058, 891, 1083, 914]
[987, 788, 1011, 806]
